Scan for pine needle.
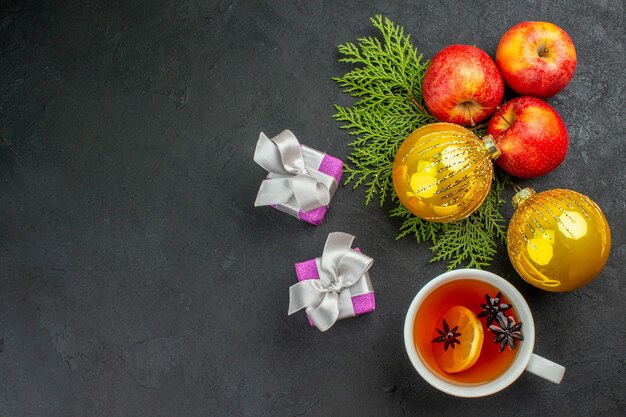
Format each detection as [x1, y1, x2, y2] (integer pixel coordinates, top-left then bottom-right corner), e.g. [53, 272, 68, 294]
[333, 15, 510, 270]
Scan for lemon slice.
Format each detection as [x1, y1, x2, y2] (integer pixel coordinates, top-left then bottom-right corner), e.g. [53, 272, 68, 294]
[410, 172, 437, 198]
[558, 211, 587, 240]
[433, 305, 484, 374]
[527, 238, 553, 265]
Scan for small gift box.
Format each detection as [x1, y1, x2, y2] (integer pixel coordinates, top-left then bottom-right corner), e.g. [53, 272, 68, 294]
[253, 130, 342, 226]
[288, 232, 376, 331]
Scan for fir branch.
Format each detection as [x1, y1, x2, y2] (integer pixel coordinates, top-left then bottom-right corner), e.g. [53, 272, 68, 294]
[333, 15, 436, 207]
[390, 203, 442, 243]
[333, 15, 510, 269]
[429, 171, 511, 270]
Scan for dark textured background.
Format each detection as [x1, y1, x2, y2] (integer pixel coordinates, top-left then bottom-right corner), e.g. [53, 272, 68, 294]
[1, 0, 624, 416]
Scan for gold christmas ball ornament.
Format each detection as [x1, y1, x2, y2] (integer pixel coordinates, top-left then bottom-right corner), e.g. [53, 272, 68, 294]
[392, 123, 500, 222]
[507, 187, 611, 292]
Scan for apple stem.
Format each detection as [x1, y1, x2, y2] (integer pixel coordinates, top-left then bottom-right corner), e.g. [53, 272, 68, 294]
[465, 102, 475, 127]
[496, 106, 514, 127]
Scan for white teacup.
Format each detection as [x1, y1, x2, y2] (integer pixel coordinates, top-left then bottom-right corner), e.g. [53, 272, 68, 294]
[404, 269, 565, 397]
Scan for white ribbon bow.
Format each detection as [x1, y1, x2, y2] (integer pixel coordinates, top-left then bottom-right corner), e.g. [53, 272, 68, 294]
[254, 130, 335, 212]
[288, 232, 373, 332]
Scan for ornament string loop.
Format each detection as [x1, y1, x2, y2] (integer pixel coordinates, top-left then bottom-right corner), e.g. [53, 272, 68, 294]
[254, 130, 336, 212]
[288, 232, 373, 332]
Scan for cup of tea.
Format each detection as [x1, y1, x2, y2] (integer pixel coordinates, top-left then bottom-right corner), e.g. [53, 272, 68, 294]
[403, 268, 565, 397]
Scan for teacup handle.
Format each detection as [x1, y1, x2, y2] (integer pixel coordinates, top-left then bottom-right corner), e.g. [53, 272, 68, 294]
[525, 353, 565, 384]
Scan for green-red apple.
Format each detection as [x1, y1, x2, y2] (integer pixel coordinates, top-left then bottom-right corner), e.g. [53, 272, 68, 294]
[423, 45, 504, 127]
[496, 22, 577, 97]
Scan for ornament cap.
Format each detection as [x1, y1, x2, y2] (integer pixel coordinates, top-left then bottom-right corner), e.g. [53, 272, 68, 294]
[482, 135, 501, 160]
[512, 187, 536, 209]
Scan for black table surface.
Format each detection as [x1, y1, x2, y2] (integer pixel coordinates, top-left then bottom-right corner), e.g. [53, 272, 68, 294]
[1, 1, 624, 416]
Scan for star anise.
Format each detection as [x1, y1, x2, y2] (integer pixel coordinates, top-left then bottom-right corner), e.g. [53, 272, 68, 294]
[489, 314, 523, 352]
[477, 292, 512, 326]
[431, 318, 462, 351]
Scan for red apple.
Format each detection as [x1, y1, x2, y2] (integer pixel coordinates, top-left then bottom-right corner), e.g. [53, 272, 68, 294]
[423, 45, 504, 127]
[496, 22, 577, 97]
[487, 96, 568, 178]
